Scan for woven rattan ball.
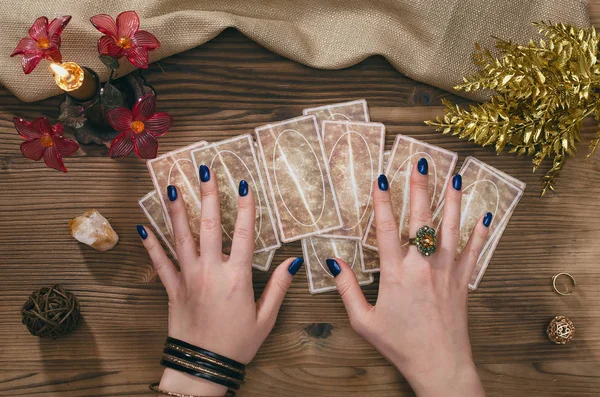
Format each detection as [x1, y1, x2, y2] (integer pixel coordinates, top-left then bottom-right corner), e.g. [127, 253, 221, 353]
[21, 285, 81, 338]
[547, 315, 575, 345]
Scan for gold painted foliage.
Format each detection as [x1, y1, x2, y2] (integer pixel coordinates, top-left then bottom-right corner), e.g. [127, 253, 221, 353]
[426, 22, 600, 196]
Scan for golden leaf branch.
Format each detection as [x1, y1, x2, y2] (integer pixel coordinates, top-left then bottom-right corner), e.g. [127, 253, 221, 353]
[426, 22, 600, 196]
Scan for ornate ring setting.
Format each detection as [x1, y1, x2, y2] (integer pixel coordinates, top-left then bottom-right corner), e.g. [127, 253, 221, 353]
[409, 226, 437, 256]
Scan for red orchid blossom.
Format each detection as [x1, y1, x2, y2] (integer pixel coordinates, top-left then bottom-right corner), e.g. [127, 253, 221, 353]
[14, 116, 79, 173]
[107, 94, 172, 159]
[90, 11, 160, 69]
[11, 15, 72, 74]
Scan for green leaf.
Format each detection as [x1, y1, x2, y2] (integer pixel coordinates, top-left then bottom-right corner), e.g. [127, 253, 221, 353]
[101, 83, 125, 111]
[99, 55, 120, 70]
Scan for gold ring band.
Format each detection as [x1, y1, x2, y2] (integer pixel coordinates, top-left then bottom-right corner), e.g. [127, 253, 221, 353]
[551, 272, 576, 296]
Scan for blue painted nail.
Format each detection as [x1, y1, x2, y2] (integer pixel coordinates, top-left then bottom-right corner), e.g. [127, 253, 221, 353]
[483, 212, 493, 227]
[378, 174, 389, 191]
[453, 174, 462, 191]
[239, 180, 248, 197]
[137, 224, 148, 240]
[199, 165, 210, 182]
[288, 257, 304, 275]
[167, 185, 177, 202]
[326, 259, 341, 277]
[417, 158, 428, 175]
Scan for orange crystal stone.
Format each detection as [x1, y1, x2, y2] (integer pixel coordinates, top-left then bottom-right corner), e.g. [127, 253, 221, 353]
[421, 235, 435, 248]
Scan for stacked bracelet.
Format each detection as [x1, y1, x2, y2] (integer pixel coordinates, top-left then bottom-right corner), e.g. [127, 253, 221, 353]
[158, 337, 246, 391]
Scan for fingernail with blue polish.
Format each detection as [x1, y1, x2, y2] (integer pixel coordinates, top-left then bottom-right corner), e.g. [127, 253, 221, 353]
[288, 257, 304, 275]
[483, 212, 493, 227]
[137, 224, 148, 240]
[326, 258, 341, 277]
[239, 180, 249, 197]
[417, 158, 428, 175]
[167, 185, 177, 202]
[452, 174, 462, 191]
[378, 174, 389, 191]
[199, 165, 210, 182]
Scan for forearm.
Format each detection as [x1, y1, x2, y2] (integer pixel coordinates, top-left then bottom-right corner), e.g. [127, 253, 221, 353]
[399, 361, 485, 397]
[158, 368, 228, 396]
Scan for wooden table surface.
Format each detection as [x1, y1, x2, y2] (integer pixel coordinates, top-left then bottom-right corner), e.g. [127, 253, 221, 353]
[1, 20, 600, 397]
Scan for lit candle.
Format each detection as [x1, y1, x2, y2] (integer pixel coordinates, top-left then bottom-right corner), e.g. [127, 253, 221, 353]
[50, 62, 99, 102]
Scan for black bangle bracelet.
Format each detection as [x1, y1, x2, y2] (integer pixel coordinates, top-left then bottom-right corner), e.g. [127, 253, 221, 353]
[161, 357, 241, 390]
[164, 342, 246, 376]
[163, 346, 244, 381]
[166, 337, 245, 372]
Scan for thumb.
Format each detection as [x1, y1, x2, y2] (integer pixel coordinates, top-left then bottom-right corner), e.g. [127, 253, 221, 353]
[256, 257, 303, 328]
[326, 258, 372, 330]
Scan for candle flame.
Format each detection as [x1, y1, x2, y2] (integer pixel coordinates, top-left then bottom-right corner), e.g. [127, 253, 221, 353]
[51, 62, 84, 92]
[50, 63, 71, 79]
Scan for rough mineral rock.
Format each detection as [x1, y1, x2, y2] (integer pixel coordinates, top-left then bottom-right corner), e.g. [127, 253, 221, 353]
[69, 209, 119, 251]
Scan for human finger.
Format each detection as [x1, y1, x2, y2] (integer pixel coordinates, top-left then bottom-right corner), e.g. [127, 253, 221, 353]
[438, 174, 463, 260]
[256, 257, 303, 329]
[408, 158, 433, 250]
[373, 175, 404, 268]
[166, 185, 198, 268]
[457, 212, 492, 283]
[326, 258, 372, 332]
[198, 165, 223, 262]
[229, 180, 256, 264]
[137, 224, 180, 296]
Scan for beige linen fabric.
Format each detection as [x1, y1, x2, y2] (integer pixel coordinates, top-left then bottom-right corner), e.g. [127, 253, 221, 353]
[1, 0, 589, 102]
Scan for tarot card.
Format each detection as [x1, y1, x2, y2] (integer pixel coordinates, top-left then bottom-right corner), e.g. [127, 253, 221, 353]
[190, 134, 281, 255]
[252, 249, 276, 272]
[138, 190, 177, 259]
[320, 121, 385, 239]
[362, 134, 458, 251]
[303, 99, 370, 135]
[383, 150, 391, 167]
[361, 244, 381, 273]
[432, 157, 525, 290]
[147, 141, 208, 248]
[302, 237, 373, 294]
[139, 190, 276, 271]
[255, 115, 343, 243]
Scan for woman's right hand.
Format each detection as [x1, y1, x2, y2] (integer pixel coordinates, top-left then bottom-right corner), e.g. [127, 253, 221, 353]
[138, 166, 302, 396]
[328, 159, 489, 397]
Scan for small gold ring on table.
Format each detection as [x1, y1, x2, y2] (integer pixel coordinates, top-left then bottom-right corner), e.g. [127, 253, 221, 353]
[552, 272, 576, 296]
[408, 225, 437, 256]
[149, 383, 236, 397]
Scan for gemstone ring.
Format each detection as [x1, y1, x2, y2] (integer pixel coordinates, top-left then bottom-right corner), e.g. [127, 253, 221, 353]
[409, 226, 437, 256]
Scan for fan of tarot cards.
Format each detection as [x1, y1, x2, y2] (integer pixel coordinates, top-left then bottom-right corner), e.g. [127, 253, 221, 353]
[139, 99, 525, 294]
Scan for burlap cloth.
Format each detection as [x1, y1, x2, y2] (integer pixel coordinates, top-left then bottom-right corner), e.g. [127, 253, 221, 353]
[1, 0, 589, 103]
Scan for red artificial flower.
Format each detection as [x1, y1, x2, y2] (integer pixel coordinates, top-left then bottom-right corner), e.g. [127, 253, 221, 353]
[90, 11, 160, 69]
[107, 94, 172, 159]
[13, 116, 79, 173]
[10, 15, 71, 74]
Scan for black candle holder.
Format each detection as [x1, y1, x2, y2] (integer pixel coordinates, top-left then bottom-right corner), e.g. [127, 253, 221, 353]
[58, 70, 154, 146]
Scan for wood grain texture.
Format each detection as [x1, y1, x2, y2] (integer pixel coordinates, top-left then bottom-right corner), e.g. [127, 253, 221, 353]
[1, 16, 600, 396]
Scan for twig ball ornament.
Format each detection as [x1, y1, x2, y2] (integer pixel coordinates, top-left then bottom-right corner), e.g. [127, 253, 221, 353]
[21, 285, 81, 338]
[547, 316, 575, 345]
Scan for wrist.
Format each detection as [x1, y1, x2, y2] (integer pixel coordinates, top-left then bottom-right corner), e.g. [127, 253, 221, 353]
[397, 359, 484, 397]
[159, 368, 228, 396]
